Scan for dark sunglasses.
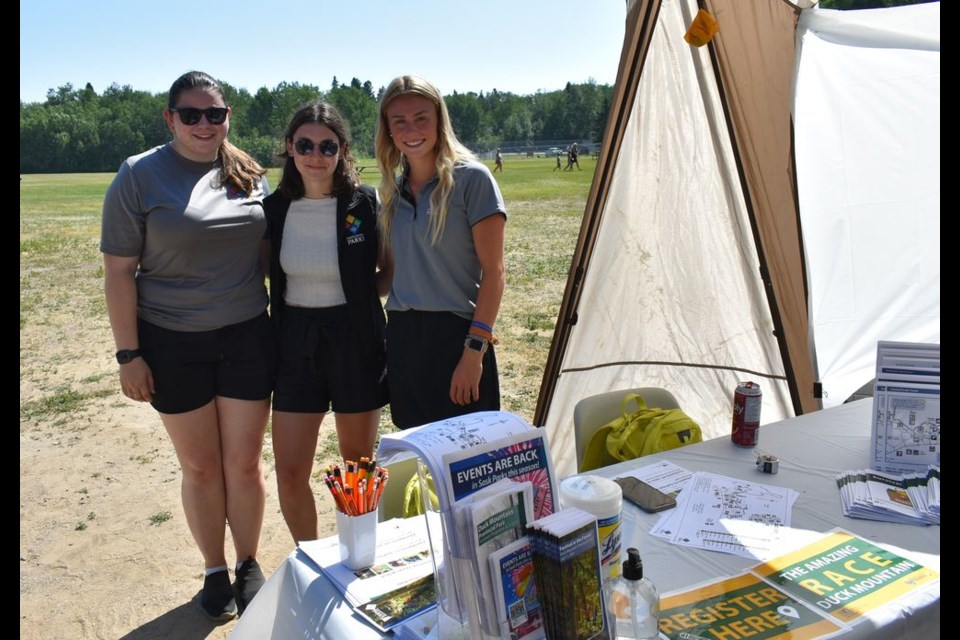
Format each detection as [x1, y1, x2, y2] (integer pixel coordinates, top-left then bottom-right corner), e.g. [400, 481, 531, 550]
[169, 106, 229, 125]
[294, 138, 340, 157]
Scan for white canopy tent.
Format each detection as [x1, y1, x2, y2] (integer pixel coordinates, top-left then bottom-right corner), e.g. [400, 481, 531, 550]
[535, 0, 940, 479]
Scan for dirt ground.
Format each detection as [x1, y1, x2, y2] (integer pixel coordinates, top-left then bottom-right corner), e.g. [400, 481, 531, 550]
[20, 313, 344, 639]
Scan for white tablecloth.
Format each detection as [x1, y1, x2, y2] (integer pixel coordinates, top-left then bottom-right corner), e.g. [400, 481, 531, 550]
[232, 399, 939, 639]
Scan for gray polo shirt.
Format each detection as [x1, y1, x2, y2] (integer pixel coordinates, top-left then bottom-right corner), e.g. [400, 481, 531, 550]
[100, 143, 268, 331]
[386, 160, 506, 319]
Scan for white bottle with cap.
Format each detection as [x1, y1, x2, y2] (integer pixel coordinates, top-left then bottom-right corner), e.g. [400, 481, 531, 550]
[558, 475, 623, 585]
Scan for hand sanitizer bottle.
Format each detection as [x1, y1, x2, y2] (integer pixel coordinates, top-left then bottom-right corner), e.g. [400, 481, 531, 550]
[609, 547, 660, 639]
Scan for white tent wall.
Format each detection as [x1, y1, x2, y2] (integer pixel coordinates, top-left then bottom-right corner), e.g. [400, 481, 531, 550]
[535, 0, 940, 480]
[541, 0, 794, 480]
[794, 3, 940, 407]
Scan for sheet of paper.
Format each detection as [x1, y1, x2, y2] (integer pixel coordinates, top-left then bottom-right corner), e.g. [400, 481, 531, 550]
[650, 471, 799, 559]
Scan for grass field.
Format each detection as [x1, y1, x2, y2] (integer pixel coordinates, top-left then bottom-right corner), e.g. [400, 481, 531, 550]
[19, 154, 595, 434]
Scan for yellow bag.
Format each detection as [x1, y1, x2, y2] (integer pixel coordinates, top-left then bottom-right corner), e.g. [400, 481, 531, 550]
[402, 469, 439, 517]
[580, 393, 703, 471]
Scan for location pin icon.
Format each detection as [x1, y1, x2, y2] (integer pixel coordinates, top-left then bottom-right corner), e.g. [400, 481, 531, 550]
[777, 605, 800, 619]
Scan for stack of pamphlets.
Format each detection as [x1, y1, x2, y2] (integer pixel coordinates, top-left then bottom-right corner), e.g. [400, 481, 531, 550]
[297, 517, 436, 632]
[871, 341, 940, 474]
[451, 479, 538, 637]
[528, 507, 608, 640]
[836, 466, 940, 525]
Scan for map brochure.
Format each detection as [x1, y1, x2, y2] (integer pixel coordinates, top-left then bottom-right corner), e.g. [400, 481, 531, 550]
[835, 466, 938, 525]
[298, 517, 436, 632]
[870, 341, 940, 474]
[488, 536, 545, 640]
[658, 571, 846, 640]
[749, 529, 940, 626]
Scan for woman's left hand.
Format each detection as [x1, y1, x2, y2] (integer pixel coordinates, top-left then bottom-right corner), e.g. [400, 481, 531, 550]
[449, 350, 484, 405]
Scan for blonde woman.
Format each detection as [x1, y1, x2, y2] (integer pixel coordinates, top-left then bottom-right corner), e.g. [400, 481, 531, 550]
[375, 75, 507, 429]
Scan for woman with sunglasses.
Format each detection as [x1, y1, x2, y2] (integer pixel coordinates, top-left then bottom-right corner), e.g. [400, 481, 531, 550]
[264, 101, 391, 543]
[101, 71, 272, 621]
[375, 75, 507, 429]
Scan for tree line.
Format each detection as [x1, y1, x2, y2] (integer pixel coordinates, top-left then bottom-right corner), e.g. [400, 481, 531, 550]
[19, 77, 613, 174]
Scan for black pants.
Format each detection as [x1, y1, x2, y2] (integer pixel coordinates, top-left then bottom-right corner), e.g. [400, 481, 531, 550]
[386, 310, 500, 429]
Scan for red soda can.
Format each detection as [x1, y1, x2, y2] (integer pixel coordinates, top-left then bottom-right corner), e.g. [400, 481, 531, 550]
[731, 381, 762, 447]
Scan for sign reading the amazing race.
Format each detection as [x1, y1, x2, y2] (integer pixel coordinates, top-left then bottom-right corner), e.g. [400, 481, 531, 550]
[751, 530, 939, 625]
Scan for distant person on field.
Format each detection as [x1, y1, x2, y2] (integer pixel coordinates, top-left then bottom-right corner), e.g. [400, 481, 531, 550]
[554, 150, 563, 171]
[265, 101, 391, 544]
[493, 147, 503, 173]
[375, 75, 507, 429]
[565, 142, 581, 171]
[100, 70, 271, 622]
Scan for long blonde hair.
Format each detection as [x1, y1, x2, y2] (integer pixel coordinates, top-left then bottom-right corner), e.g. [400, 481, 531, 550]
[375, 75, 475, 244]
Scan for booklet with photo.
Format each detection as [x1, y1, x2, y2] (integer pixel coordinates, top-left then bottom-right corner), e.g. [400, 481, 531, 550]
[489, 536, 545, 640]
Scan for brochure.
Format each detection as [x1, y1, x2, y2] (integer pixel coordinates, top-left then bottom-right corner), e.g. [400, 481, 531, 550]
[870, 341, 940, 474]
[835, 467, 938, 525]
[451, 479, 534, 636]
[528, 507, 608, 640]
[488, 536, 545, 640]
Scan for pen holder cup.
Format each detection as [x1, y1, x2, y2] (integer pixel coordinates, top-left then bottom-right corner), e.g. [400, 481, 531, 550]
[336, 510, 378, 570]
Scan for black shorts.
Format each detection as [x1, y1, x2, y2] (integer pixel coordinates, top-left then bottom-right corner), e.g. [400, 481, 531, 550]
[386, 310, 500, 429]
[272, 305, 388, 414]
[138, 312, 275, 415]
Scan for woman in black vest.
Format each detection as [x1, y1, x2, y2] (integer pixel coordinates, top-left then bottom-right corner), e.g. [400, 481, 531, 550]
[264, 101, 391, 543]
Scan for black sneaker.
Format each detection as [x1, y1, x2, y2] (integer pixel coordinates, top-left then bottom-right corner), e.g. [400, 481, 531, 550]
[234, 557, 265, 615]
[200, 569, 238, 621]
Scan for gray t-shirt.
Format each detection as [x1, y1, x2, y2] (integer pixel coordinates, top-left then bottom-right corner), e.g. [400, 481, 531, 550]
[385, 160, 506, 319]
[100, 143, 269, 331]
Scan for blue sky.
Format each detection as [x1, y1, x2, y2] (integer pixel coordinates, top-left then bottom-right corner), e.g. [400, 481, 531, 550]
[20, 0, 626, 104]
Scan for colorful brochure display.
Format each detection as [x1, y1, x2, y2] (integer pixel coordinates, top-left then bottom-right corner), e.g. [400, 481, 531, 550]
[377, 411, 559, 639]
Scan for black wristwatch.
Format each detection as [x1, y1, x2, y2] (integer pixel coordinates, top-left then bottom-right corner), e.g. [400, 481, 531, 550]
[463, 335, 488, 354]
[116, 349, 142, 365]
